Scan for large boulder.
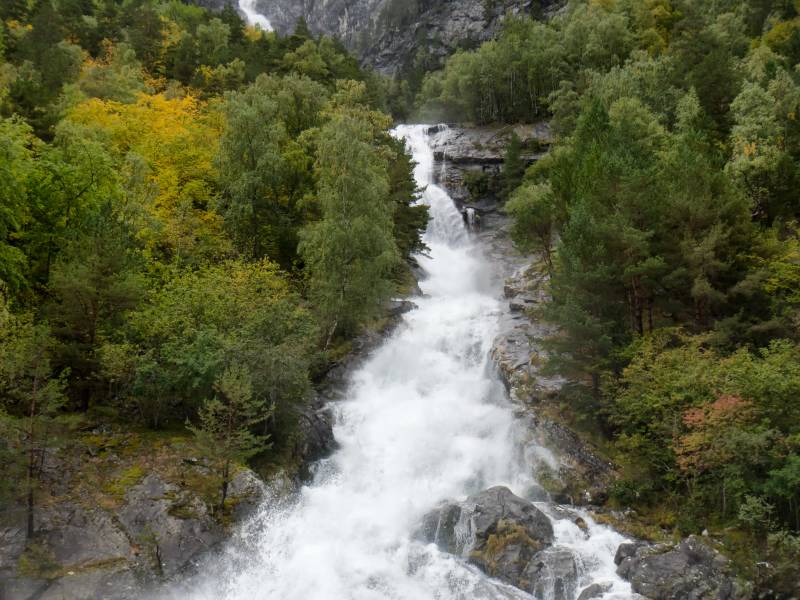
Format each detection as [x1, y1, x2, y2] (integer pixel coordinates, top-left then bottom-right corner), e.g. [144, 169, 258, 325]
[293, 401, 337, 480]
[528, 548, 580, 600]
[420, 486, 561, 592]
[616, 536, 751, 599]
[577, 581, 613, 600]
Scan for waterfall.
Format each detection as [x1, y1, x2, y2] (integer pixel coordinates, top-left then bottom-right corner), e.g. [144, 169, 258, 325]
[170, 125, 632, 600]
[238, 0, 273, 31]
[465, 207, 478, 231]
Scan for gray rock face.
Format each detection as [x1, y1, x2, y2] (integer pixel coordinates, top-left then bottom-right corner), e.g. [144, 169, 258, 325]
[429, 123, 550, 206]
[35, 502, 134, 569]
[528, 548, 579, 600]
[117, 474, 224, 579]
[421, 486, 569, 593]
[246, 0, 561, 74]
[293, 400, 337, 480]
[616, 536, 751, 600]
[0, 471, 262, 600]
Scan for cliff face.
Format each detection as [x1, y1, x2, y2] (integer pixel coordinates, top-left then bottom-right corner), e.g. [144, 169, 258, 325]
[242, 0, 558, 74]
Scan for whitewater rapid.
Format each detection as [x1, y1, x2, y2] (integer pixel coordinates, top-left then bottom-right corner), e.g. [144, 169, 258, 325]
[173, 126, 632, 600]
[238, 0, 272, 31]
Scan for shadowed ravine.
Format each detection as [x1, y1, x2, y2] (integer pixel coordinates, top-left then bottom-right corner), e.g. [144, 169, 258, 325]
[168, 126, 632, 600]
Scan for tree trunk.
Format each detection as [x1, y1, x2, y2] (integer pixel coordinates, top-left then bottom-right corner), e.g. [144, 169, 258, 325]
[25, 374, 40, 540]
[324, 319, 338, 351]
[220, 459, 230, 512]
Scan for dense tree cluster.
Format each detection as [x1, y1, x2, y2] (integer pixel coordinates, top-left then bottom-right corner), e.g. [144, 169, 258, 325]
[427, 0, 800, 591]
[0, 1, 426, 529]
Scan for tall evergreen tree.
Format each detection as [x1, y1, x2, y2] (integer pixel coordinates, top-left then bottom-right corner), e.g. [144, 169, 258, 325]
[188, 365, 270, 511]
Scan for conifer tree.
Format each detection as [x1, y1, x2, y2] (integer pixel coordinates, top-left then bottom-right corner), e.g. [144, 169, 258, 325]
[189, 365, 270, 511]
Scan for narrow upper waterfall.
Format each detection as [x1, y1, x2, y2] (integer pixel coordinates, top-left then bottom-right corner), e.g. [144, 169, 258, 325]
[238, 0, 273, 31]
[171, 125, 633, 600]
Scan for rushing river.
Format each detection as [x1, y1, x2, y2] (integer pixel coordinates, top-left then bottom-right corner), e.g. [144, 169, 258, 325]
[173, 126, 633, 600]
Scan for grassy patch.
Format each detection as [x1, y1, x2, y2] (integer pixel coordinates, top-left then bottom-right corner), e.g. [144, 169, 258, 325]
[471, 520, 545, 577]
[17, 543, 61, 580]
[102, 465, 146, 500]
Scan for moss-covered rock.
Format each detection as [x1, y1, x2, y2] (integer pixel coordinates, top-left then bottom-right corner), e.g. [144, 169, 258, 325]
[420, 486, 557, 591]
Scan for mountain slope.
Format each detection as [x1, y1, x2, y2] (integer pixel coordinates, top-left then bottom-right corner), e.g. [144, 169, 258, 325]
[214, 0, 559, 74]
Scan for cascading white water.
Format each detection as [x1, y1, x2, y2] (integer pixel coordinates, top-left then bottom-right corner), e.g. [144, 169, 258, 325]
[238, 0, 273, 31]
[172, 125, 633, 600]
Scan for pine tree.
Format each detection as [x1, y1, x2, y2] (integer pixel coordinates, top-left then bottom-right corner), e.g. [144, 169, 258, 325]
[505, 182, 557, 274]
[0, 311, 65, 538]
[188, 365, 270, 512]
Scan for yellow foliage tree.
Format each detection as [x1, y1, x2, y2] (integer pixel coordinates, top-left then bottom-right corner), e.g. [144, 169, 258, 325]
[67, 92, 231, 265]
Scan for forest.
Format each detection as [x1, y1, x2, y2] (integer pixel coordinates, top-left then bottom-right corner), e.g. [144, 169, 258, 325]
[3, 0, 800, 594]
[0, 0, 427, 537]
[420, 0, 800, 591]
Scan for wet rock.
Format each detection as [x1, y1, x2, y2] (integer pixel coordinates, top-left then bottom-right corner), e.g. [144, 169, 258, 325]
[293, 401, 337, 480]
[418, 502, 463, 555]
[616, 535, 751, 599]
[577, 581, 613, 600]
[428, 124, 550, 206]
[524, 483, 551, 502]
[615, 541, 648, 566]
[117, 474, 224, 579]
[421, 486, 555, 592]
[491, 267, 562, 402]
[227, 469, 266, 521]
[388, 299, 417, 317]
[528, 548, 579, 600]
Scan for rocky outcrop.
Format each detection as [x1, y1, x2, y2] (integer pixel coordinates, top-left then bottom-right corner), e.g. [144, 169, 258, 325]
[420, 486, 584, 597]
[491, 265, 560, 401]
[487, 261, 616, 505]
[429, 123, 550, 206]
[0, 469, 262, 600]
[615, 537, 752, 599]
[242, 0, 562, 74]
[293, 398, 337, 481]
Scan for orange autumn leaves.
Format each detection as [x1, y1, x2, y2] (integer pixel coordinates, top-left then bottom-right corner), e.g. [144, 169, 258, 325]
[675, 395, 755, 474]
